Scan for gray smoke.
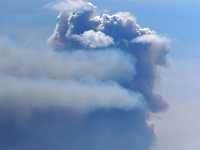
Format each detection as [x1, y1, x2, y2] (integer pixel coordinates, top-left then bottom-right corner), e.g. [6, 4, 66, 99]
[0, 41, 141, 113]
[48, 0, 170, 112]
[0, 0, 170, 150]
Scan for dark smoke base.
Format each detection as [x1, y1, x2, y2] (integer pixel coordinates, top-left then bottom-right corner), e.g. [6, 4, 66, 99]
[0, 109, 154, 150]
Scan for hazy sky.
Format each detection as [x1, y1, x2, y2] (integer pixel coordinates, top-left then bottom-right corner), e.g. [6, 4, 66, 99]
[0, 0, 199, 150]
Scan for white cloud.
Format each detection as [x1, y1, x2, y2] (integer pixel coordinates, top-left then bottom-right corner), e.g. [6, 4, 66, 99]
[46, 0, 95, 13]
[74, 30, 114, 48]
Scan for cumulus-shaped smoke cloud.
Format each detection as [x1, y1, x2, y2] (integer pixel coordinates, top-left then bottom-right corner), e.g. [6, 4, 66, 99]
[48, 0, 170, 112]
[0, 0, 170, 150]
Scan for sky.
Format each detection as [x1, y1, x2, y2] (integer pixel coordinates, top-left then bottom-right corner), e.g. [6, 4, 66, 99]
[0, 0, 200, 150]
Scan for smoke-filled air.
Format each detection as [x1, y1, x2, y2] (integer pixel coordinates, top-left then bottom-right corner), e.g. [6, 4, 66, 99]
[0, 0, 170, 150]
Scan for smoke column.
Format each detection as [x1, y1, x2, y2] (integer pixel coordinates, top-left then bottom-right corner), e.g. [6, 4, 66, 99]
[0, 0, 170, 150]
[48, 0, 170, 112]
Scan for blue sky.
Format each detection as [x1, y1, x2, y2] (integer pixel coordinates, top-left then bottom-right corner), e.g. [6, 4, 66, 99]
[0, 0, 199, 150]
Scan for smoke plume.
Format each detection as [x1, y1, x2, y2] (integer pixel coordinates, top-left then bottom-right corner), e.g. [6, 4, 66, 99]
[48, 0, 170, 111]
[0, 0, 170, 150]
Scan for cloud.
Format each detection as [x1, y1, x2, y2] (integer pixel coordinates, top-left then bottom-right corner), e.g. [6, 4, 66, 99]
[46, 0, 95, 14]
[73, 30, 114, 49]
